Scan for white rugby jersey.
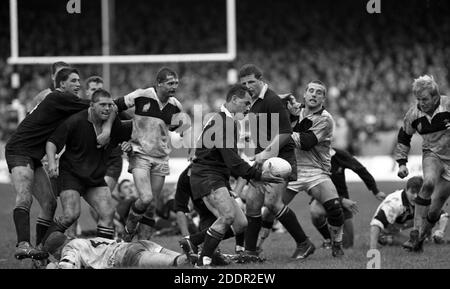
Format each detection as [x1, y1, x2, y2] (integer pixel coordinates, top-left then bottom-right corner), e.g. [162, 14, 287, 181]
[291, 107, 335, 173]
[59, 237, 128, 269]
[370, 190, 414, 230]
[115, 87, 188, 159]
[395, 95, 450, 164]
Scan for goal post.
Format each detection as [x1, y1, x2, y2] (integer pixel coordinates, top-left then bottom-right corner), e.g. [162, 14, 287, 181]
[7, 0, 237, 65]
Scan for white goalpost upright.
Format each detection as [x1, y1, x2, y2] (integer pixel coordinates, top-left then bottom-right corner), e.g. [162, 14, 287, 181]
[7, 0, 237, 88]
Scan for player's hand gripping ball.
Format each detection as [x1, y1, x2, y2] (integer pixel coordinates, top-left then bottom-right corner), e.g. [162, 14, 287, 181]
[262, 157, 292, 179]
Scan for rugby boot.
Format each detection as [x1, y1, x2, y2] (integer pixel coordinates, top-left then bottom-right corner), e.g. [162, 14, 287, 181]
[291, 239, 315, 260]
[15, 241, 49, 260]
[331, 241, 344, 257]
[321, 239, 332, 249]
[402, 229, 422, 252]
[211, 249, 231, 266]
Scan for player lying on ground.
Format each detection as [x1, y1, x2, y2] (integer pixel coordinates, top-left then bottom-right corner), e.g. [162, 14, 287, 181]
[369, 176, 449, 250]
[394, 75, 450, 252]
[46, 237, 194, 269]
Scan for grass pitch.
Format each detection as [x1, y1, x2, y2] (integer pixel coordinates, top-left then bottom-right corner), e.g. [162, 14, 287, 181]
[0, 182, 449, 269]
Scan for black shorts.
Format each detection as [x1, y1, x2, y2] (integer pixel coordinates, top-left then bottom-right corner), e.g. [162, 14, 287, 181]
[58, 170, 107, 195]
[5, 153, 43, 173]
[190, 166, 229, 201]
[105, 154, 123, 181]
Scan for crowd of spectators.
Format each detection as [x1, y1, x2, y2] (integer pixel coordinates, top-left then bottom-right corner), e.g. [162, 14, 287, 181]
[0, 0, 449, 155]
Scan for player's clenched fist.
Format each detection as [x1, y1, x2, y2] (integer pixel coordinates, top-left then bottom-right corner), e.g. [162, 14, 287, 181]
[397, 164, 409, 179]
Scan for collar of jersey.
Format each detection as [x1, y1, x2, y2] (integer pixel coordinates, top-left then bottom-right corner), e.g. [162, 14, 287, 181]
[251, 83, 268, 107]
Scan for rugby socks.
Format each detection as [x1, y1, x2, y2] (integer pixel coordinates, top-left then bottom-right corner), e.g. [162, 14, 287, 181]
[276, 206, 307, 244]
[13, 207, 31, 244]
[328, 225, 344, 243]
[435, 213, 449, 235]
[245, 214, 262, 252]
[413, 196, 431, 231]
[41, 218, 70, 255]
[200, 228, 225, 264]
[313, 218, 331, 240]
[42, 218, 70, 244]
[97, 225, 115, 239]
[189, 229, 208, 246]
[35, 217, 52, 246]
[139, 216, 156, 227]
[126, 203, 146, 232]
[235, 232, 245, 248]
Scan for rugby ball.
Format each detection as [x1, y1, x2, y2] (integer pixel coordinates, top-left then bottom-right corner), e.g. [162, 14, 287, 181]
[262, 157, 292, 179]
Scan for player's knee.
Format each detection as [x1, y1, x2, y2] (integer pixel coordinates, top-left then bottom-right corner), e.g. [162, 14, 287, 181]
[16, 194, 33, 209]
[421, 179, 435, 196]
[62, 211, 81, 226]
[323, 198, 344, 227]
[222, 212, 235, 226]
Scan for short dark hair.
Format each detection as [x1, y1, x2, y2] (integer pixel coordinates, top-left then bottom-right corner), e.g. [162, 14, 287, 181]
[238, 64, 263, 80]
[226, 84, 250, 102]
[91, 88, 111, 103]
[86, 76, 103, 89]
[307, 80, 327, 95]
[55, 68, 80, 88]
[406, 176, 423, 195]
[156, 67, 178, 84]
[51, 61, 70, 75]
[118, 179, 132, 192]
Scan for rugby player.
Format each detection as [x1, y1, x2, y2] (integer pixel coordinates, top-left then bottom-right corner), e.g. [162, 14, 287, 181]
[286, 80, 346, 257]
[394, 75, 450, 252]
[238, 64, 314, 260]
[46, 236, 194, 269]
[369, 176, 449, 249]
[66, 76, 131, 239]
[27, 61, 70, 113]
[114, 67, 190, 241]
[5, 67, 113, 260]
[41, 89, 132, 256]
[189, 84, 283, 267]
[175, 164, 247, 265]
[257, 147, 386, 250]
[280, 93, 386, 249]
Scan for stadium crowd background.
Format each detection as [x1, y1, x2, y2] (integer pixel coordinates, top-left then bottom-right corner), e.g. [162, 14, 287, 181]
[0, 0, 449, 157]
